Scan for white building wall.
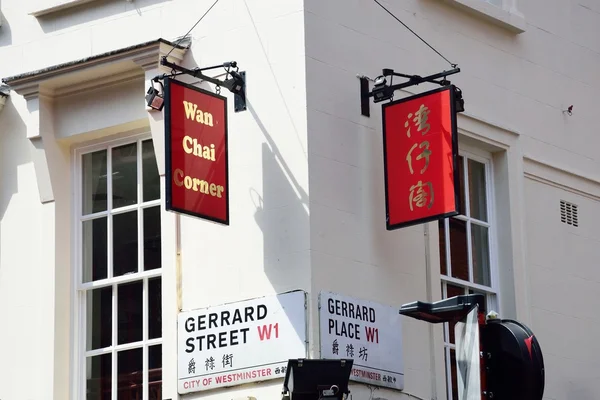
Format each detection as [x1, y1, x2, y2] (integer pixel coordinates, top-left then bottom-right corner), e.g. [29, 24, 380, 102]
[303, 2, 600, 400]
[0, 1, 598, 400]
[0, 94, 46, 400]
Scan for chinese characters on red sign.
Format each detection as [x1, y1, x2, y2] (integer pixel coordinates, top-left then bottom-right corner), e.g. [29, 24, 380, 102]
[165, 78, 229, 224]
[382, 86, 459, 230]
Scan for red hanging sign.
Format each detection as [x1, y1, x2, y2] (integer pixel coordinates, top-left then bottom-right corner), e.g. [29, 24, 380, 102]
[382, 85, 460, 230]
[165, 78, 229, 225]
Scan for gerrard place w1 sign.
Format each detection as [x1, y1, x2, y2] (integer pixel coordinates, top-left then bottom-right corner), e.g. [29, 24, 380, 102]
[165, 78, 229, 224]
[177, 291, 307, 393]
[382, 86, 460, 230]
[319, 291, 404, 390]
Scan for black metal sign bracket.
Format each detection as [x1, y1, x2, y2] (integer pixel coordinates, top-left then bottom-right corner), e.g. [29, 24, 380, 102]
[157, 57, 247, 112]
[360, 67, 461, 117]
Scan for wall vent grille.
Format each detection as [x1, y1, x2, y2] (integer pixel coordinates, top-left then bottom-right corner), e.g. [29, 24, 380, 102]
[560, 200, 578, 227]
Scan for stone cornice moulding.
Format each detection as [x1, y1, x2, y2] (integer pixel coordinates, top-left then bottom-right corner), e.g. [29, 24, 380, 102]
[457, 110, 520, 153]
[3, 38, 189, 100]
[433, 0, 526, 34]
[1, 38, 189, 204]
[29, 0, 100, 17]
[523, 156, 600, 201]
[52, 69, 144, 99]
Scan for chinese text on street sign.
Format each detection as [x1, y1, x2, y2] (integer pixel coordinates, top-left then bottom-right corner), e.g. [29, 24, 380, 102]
[178, 291, 307, 393]
[319, 291, 404, 390]
[382, 85, 460, 230]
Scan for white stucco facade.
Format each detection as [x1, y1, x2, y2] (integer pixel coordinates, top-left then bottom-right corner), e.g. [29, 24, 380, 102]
[0, 1, 599, 400]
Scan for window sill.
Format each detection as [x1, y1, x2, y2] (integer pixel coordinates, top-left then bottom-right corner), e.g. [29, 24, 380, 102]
[437, 0, 526, 34]
[29, 0, 98, 17]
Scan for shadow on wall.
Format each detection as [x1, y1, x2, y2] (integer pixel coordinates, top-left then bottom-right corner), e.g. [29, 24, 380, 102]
[248, 103, 310, 293]
[0, 96, 30, 270]
[0, 11, 13, 47]
[36, 0, 170, 33]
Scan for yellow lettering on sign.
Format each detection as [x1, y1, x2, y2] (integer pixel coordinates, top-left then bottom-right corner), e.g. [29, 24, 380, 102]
[173, 168, 224, 198]
[183, 101, 214, 127]
[182, 136, 216, 162]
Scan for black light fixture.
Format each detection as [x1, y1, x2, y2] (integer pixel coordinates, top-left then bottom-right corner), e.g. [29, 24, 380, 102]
[282, 359, 353, 400]
[371, 75, 394, 103]
[399, 293, 485, 324]
[454, 86, 465, 113]
[222, 70, 245, 95]
[400, 295, 545, 400]
[145, 79, 164, 111]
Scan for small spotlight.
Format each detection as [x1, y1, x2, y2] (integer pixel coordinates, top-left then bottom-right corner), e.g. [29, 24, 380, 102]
[454, 86, 465, 113]
[145, 82, 164, 111]
[222, 71, 245, 95]
[372, 75, 394, 103]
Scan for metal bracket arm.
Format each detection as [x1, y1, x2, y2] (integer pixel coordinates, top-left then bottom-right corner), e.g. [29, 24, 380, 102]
[158, 57, 247, 113]
[364, 67, 461, 99]
[161, 57, 229, 88]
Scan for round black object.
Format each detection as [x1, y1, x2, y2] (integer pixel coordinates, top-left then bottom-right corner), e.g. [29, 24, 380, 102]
[481, 319, 545, 400]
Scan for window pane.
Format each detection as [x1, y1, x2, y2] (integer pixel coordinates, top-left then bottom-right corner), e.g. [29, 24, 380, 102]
[143, 140, 160, 201]
[449, 348, 459, 400]
[113, 211, 138, 277]
[472, 224, 491, 286]
[144, 207, 161, 271]
[444, 350, 452, 400]
[449, 218, 469, 281]
[457, 155, 466, 215]
[86, 353, 111, 400]
[149, 277, 162, 340]
[112, 143, 138, 209]
[438, 220, 448, 276]
[468, 159, 488, 222]
[83, 218, 107, 282]
[149, 345, 162, 400]
[446, 284, 464, 344]
[82, 150, 108, 215]
[86, 287, 112, 350]
[117, 348, 142, 400]
[118, 281, 143, 345]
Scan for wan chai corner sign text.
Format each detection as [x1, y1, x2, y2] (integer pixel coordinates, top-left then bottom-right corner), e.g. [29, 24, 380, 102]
[165, 78, 229, 225]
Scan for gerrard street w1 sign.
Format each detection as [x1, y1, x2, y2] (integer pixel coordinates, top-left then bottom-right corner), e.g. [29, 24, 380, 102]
[177, 290, 307, 393]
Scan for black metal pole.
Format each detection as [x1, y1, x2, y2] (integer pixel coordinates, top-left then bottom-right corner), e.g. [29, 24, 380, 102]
[360, 77, 371, 117]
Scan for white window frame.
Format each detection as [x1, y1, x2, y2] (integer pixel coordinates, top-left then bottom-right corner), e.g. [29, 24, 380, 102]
[439, 146, 499, 400]
[71, 132, 162, 400]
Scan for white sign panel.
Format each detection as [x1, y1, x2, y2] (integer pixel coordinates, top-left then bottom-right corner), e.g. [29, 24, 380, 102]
[319, 291, 404, 390]
[178, 290, 307, 393]
[455, 307, 481, 400]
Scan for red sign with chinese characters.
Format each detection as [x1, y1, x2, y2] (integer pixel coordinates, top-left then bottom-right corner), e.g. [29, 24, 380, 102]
[165, 78, 229, 225]
[382, 86, 460, 230]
